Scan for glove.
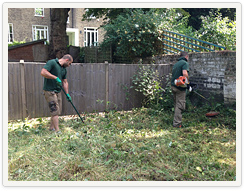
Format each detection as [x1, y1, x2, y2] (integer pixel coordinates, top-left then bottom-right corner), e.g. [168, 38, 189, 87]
[66, 93, 72, 102]
[189, 86, 192, 92]
[55, 77, 62, 87]
[187, 84, 193, 92]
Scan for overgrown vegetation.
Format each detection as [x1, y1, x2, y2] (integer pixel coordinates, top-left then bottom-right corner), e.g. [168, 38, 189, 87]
[196, 11, 236, 51]
[84, 8, 236, 63]
[8, 40, 26, 47]
[8, 102, 236, 181]
[101, 9, 163, 62]
[131, 65, 173, 110]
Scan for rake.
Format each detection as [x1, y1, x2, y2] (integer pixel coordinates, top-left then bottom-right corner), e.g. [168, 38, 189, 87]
[60, 86, 84, 123]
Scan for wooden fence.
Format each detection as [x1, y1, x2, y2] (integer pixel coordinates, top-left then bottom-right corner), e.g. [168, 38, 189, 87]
[84, 46, 112, 63]
[8, 62, 171, 120]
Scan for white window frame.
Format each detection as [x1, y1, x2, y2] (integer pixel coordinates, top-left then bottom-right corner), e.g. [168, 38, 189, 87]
[35, 8, 44, 17]
[32, 25, 49, 41]
[84, 27, 98, 47]
[66, 28, 79, 46]
[8, 23, 14, 43]
[67, 10, 70, 23]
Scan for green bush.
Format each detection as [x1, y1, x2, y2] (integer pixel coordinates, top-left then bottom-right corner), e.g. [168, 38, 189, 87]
[131, 65, 173, 110]
[196, 10, 236, 50]
[101, 9, 162, 61]
[8, 40, 26, 47]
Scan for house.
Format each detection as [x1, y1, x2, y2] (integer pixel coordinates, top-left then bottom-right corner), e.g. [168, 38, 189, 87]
[8, 8, 105, 48]
[8, 8, 51, 44]
[66, 8, 105, 47]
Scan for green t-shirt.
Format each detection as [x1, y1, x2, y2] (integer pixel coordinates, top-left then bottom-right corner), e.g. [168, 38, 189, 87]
[171, 57, 189, 91]
[43, 58, 67, 92]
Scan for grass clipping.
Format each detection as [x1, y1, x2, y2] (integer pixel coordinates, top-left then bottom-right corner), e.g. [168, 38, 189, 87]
[8, 107, 236, 181]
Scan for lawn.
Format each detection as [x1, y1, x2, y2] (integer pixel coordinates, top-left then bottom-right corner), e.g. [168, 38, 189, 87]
[8, 105, 236, 181]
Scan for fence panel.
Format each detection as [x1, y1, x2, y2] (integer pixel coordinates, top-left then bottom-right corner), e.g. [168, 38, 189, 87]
[24, 63, 49, 118]
[66, 63, 107, 114]
[108, 64, 172, 111]
[8, 62, 171, 120]
[108, 64, 142, 111]
[8, 63, 23, 120]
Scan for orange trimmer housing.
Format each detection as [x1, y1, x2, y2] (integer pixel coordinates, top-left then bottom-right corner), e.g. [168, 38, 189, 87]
[174, 76, 187, 87]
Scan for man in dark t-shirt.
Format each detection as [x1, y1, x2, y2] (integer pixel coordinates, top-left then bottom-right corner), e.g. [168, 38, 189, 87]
[171, 52, 189, 128]
[41, 54, 73, 133]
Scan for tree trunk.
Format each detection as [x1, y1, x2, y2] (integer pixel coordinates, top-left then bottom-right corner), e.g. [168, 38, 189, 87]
[49, 8, 70, 59]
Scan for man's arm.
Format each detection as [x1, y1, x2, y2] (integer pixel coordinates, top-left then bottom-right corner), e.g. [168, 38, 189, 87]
[182, 70, 189, 80]
[41, 68, 57, 80]
[62, 79, 69, 94]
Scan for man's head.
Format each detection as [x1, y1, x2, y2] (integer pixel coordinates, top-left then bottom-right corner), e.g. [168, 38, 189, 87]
[60, 54, 73, 68]
[180, 51, 189, 61]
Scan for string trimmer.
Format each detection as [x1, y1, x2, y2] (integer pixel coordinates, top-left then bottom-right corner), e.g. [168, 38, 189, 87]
[60, 86, 84, 123]
[188, 83, 220, 117]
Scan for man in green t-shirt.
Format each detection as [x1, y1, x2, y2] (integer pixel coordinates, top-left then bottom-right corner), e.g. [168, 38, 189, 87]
[171, 52, 189, 128]
[41, 54, 73, 133]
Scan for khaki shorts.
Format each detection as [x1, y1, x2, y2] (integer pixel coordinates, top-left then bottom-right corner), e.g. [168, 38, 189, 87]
[43, 91, 62, 116]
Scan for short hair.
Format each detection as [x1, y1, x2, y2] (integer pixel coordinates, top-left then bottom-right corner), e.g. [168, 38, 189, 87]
[180, 51, 188, 57]
[62, 54, 73, 61]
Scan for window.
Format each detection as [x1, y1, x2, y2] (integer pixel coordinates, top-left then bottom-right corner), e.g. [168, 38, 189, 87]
[8, 23, 13, 43]
[84, 27, 98, 46]
[67, 10, 70, 23]
[35, 8, 44, 17]
[32, 25, 49, 41]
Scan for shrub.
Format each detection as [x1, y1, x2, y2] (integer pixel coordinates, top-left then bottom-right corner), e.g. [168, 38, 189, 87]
[101, 9, 162, 62]
[196, 11, 236, 50]
[131, 65, 173, 110]
[8, 40, 26, 47]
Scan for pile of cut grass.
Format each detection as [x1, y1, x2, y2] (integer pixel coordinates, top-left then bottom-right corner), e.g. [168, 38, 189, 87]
[8, 106, 236, 181]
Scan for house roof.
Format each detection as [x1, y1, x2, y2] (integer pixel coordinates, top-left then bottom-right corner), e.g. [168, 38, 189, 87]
[8, 39, 47, 50]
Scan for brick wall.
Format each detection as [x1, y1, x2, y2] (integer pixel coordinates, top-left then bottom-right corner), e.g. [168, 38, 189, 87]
[153, 51, 236, 105]
[8, 40, 48, 62]
[8, 8, 51, 43]
[8, 8, 104, 47]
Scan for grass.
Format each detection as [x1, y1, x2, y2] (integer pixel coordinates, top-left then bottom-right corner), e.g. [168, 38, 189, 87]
[8, 104, 236, 181]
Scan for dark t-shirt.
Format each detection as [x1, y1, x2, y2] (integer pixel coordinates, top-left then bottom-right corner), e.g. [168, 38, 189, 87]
[43, 58, 67, 92]
[171, 57, 189, 91]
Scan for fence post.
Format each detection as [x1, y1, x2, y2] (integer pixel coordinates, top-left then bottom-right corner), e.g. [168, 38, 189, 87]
[96, 47, 98, 63]
[19, 60, 27, 119]
[105, 61, 109, 110]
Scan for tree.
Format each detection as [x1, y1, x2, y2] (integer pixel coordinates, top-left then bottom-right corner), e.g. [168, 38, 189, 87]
[196, 10, 236, 50]
[101, 9, 163, 62]
[182, 8, 236, 30]
[49, 8, 70, 59]
[82, 8, 151, 25]
[158, 8, 195, 37]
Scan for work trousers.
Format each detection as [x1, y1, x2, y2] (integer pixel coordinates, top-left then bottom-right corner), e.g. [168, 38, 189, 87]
[171, 86, 186, 127]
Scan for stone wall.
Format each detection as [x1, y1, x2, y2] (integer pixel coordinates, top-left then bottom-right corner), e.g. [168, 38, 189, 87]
[153, 51, 236, 105]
